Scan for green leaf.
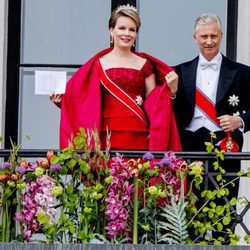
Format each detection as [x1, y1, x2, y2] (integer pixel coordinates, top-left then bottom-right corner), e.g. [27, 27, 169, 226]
[66, 185, 74, 194]
[205, 142, 214, 153]
[217, 222, 223, 231]
[210, 201, 216, 208]
[213, 162, 219, 170]
[222, 216, 231, 225]
[216, 174, 222, 182]
[210, 132, 217, 139]
[208, 210, 214, 219]
[217, 189, 226, 198]
[202, 207, 209, 212]
[50, 155, 59, 164]
[237, 170, 245, 177]
[60, 165, 68, 175]
[215, 206, 224, 215]
[60, 152, 72, 160]
[201, 190, 207, 197]
[74, 135, 85, 149]
[4, 187, 12, 199]
[230, 197, 237, 206]
[68, 159, 76, 169]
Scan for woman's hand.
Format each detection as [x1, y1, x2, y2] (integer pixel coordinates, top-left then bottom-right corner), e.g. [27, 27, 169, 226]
[165, 71, 178, 98]
[49, 93, 62, 108]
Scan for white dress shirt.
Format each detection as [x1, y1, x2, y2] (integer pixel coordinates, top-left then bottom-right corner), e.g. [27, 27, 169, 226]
[186, 53, 223, 132]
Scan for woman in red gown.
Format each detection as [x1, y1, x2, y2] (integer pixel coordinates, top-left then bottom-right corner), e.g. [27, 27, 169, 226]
[51, 5, 181, 151]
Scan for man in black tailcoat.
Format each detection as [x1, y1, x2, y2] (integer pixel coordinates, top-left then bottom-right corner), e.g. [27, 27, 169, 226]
[173, 13, 250, 238]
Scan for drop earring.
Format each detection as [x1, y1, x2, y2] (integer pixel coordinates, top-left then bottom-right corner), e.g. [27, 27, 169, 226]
[110, 36, 114, 47]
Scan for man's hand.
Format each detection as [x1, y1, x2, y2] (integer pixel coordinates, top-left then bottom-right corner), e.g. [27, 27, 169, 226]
[218, 115, 243, 132]
[165, 71, 178, 97]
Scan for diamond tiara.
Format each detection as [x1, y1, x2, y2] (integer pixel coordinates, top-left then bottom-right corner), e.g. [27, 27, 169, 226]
[116, 4, 137, 13]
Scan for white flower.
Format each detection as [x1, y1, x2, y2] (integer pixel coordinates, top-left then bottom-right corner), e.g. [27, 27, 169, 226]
[228, 94, 240, 107]
[135, 95, 143, 106]
[233, 111, 240, 116]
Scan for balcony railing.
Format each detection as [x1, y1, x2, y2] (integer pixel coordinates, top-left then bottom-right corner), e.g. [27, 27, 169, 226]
[0, 149, 249, 241]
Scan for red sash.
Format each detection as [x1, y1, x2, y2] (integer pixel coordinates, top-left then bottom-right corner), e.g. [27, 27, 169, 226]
[196, 87, 220, 127]
[98, 62, 148, 126]
[196, 87, 239, 152]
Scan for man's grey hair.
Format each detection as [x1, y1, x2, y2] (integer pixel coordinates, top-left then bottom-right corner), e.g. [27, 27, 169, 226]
[194, 13, 222, 34]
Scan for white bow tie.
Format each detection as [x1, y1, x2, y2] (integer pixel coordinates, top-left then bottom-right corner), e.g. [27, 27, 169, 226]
[200, 61, 218, 70]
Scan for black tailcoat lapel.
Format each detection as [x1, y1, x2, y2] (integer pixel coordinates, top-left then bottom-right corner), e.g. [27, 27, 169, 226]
[216, 56, 237, 104]
[181, 57, 199, 107]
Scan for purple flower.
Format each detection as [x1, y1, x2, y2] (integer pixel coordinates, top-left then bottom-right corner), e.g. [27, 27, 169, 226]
[0, 162, 12, 170]
[106, 221, 126, 238]
[105, 193, 119, 205]
[123, 181, 134, 195]
[14, 174, 56, 240]
[14, 213, 23, 222]
[50, 164, 62, 172]
[154, 158, 170, 168]
[23, 210, 35, 223]
[143, 152, 154, 161]
[15, 166, 26, 175]
[24, 230, 32, 242]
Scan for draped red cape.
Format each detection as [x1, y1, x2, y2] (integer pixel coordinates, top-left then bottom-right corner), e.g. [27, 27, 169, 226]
[60, 48, 181, 151]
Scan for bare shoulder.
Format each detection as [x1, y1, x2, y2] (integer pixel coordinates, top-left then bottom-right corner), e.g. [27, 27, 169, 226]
[99, 52, 113, 69]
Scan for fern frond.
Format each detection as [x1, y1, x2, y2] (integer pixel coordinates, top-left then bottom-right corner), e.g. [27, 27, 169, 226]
[157, 197, 189, 245]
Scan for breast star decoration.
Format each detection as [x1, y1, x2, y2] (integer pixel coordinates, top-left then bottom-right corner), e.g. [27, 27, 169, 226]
[233, 111, 240, 116]
[135, 95, 143, 106]
[228, 94, 240, 107]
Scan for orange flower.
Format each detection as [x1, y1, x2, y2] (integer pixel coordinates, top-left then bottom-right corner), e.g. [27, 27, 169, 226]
[11, 174, 18, 181]
[40, 160, 49, 169]
[0, 174, 9, 182]
[127, 159, 139, 177]
[20, 160, 29, 169]
[46, 150, 54, 162]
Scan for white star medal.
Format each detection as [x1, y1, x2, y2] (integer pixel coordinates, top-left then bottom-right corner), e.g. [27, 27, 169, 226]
[135, 95, 143, 106]
[228, 94, 240, 107]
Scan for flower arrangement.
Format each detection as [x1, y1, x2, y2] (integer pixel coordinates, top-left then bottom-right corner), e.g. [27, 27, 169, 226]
[0, 130, 250, 245]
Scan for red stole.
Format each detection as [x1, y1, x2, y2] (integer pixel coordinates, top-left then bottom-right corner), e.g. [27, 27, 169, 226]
[60, 48, 182, 151]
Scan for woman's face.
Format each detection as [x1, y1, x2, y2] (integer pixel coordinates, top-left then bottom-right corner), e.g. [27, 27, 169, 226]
[110, 16, 137, 49]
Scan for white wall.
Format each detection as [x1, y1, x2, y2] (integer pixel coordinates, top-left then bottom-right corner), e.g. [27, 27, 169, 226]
[0, 0, 8, 148]
[236, 0, 250, 244]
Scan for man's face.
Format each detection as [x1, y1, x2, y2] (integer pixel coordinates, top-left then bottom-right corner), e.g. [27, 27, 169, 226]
[194, 22, 222, 61]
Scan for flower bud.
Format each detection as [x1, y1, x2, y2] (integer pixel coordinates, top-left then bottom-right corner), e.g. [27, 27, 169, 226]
[16, 183, 25, 190]
[7, 180, 16, 188]
[52, 186, 63, 196]
[158, 190, 167, 198]
[143, 162, 150, 169]
[148, 186, 158, 195]
[46, 150, 54, 162]
[105, 176, 113, 184]
[84, 207, 92, 214]
[141, 224, 150, 231]
[35, 167, 44, 176]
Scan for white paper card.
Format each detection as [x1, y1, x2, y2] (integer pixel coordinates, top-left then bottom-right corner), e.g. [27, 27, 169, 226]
[35, 70, 67, 95]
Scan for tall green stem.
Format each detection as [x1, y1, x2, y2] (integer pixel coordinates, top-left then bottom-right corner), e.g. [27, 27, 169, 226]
[133, 176, 138, 244]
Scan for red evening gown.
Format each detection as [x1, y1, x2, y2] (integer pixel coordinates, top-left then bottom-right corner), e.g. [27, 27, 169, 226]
[100, 60, 154, 150]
